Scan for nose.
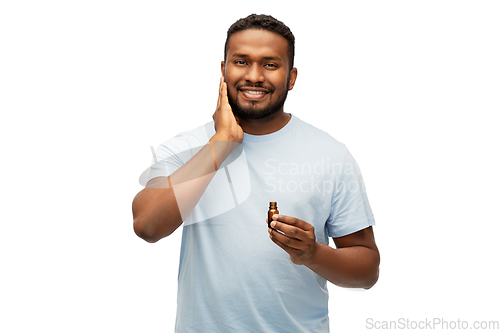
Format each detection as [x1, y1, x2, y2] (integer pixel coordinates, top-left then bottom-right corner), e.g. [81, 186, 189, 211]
[244, 64, 264, 83]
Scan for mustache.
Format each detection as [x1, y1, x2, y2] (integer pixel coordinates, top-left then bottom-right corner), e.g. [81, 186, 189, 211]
[236, 84, 274, 93]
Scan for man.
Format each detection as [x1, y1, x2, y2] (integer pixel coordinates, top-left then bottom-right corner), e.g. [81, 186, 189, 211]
[133, 14, 379, 332]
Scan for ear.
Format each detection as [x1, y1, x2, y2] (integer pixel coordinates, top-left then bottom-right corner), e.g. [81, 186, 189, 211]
[288, 67, 298, 90]
[221, 61, 225, 77]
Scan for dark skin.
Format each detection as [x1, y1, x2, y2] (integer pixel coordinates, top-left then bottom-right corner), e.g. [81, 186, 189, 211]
[221, 29, 297, 135]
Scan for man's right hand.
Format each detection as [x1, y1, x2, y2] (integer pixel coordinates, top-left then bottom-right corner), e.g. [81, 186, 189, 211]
[133, 77, 244, 243]
[212, 76, 244, 144]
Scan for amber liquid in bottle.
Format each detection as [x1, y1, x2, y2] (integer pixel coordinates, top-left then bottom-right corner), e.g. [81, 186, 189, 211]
[268, 202, 279, 228]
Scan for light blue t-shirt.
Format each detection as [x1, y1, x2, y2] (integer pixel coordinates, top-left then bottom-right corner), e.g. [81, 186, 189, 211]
[148, 115, 375, 332]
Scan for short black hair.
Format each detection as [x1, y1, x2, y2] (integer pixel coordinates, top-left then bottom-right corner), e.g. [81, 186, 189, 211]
[224, 14, 295, 71]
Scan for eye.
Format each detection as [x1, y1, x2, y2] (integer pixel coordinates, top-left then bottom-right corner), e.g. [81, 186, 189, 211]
[235, 60, 247, 65]
[264, 63, 278, 69]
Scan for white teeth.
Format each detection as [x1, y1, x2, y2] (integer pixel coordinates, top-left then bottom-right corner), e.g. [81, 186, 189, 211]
[244, 90, 265, 94]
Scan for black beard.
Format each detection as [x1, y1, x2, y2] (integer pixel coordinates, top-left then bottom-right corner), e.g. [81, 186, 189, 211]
[228, 83, 289, 120]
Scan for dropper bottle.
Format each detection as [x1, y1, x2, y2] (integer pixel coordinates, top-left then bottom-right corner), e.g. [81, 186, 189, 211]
[268, 202, 279, 228]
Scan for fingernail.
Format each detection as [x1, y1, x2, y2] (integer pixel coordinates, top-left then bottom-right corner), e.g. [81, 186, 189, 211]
[270, 221, 276, 228]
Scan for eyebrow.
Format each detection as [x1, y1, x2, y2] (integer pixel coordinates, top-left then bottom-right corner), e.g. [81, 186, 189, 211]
[231, 53, 282, 62]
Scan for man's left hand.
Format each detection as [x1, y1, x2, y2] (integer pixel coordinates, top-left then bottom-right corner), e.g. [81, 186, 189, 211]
[268, 214, 317, 265]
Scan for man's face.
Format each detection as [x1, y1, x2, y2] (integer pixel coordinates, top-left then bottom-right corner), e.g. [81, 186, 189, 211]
[222, 29, 297, 120]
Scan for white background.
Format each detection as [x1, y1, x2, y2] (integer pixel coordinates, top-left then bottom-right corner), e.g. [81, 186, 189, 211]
[1, 1, 499, 332]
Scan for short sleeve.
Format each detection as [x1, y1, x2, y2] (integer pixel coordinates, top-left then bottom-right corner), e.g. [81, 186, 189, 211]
[147, 137, 193, 181]
[326, 147, 375, 238]
[139, 123, 213, 186]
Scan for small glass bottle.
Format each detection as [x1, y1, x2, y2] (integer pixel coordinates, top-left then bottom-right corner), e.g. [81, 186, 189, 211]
[268, 202, 279, 228]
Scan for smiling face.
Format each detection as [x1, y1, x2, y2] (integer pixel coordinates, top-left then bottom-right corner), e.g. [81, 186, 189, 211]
[222, 29, 297, 120]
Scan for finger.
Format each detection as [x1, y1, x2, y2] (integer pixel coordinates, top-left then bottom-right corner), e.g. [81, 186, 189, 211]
[222, 81, 230, 106]
[217, 77, 223, 109]
[270, 220, 306, 241]
[269, 229, 304, 252]
[273, 214, 314, 232]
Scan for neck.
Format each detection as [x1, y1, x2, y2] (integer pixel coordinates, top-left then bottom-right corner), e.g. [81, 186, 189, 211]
[239, 111, 291, 135]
